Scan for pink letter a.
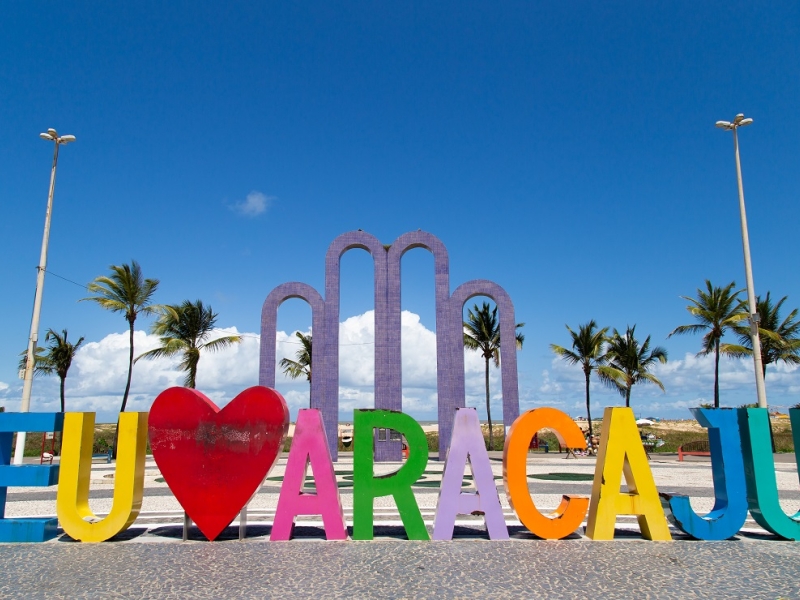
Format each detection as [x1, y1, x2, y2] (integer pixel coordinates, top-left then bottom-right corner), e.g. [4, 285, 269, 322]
[271, 409, 347, 540]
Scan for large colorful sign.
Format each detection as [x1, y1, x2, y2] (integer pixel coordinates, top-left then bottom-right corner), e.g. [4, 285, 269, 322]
[0, 391, 797, 544]
[6, 231, 793, 544]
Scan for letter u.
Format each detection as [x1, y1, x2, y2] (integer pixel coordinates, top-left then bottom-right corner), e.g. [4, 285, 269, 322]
[57, 412, 147, 542]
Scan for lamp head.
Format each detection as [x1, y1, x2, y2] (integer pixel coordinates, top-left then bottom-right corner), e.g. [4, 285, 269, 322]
[715, 121, 731, 129]
[39, 133, 55, 141]
[59, 135, 76, 144]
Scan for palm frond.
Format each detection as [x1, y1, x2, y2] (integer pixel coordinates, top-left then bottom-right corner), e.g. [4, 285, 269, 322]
[719, 343, 751, 358]
[638, 372, 666, 392]
[280, 332, 312, 381]
[135, 345, 181, 363]
[17, 347, 53, 377]
[201, 335, 242, 353]
[597, 365, 628, 398]
[280, 358, 311, 381]
[550, 344, 581, 365]
[668, 324, 707, 337]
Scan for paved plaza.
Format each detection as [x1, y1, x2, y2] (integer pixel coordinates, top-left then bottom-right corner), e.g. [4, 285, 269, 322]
[1, 451, 799, 598]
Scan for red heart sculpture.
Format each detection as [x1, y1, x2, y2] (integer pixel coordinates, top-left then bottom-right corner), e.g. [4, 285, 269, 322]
[148, 386, 289, 541]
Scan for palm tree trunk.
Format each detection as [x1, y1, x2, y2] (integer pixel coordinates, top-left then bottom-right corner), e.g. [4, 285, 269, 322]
[122, 319, 135, 413]
[485, 355, 492, 450]
[584, 370, 593, 437]
[59, 376, 66, 413]
[625, 386, 631, 408]
[714, 338, 720, 409]
[187, 349, 199, 389]
[114, 319, 135, 459]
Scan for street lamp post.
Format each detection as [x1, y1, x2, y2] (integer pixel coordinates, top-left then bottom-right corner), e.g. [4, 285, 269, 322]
[715, 113, 767, 409]
[13, 128, 76, 465]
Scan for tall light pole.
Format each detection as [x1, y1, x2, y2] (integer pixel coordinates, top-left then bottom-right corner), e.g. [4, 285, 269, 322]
[13, 128, 76, 465]
[715, 113, 767, 409]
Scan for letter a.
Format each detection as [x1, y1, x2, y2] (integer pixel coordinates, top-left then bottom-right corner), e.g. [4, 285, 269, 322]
[433, 408, 508, 540]
[271, 409, 346, 540]
[57, 412, 147, 542]
[585, 407, 671, 541]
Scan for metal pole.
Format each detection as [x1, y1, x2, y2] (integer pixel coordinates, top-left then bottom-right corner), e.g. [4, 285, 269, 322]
[183, 511, 190, 541]
[14, 141, 60, 465]
[732, 127, 768, 409]
[239, 505, 247, 540]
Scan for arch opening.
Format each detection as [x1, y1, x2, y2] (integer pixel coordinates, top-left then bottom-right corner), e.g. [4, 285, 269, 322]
[275, 298, 313, 418]
[337, 249, 377, 415]
[450, 279, 522, 454]
[399, 248, 437, 423]
[462, 295, 505, 449]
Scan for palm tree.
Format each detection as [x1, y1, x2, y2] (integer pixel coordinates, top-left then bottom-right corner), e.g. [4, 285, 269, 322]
[550, 320, 612, 437]
[668, 280, 748, 408]
[18, 330, 84, 412]
[601, 325, 668, 408]
[82, 261, 160, 413]
[280, 332, 312, 384]
[18, 330, 83, 413]
[732, 292, 800, 378]
[463, 301, 524, 450]
[135, 300, 242, 388]
[43, 329, 84, 413]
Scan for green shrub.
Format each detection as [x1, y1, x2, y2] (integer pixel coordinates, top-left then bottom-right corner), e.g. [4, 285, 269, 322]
[649, 429, 708, 453]
[13, 424, 136, 457]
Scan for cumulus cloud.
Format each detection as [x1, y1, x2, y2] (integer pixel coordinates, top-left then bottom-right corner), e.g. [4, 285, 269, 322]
[229, 190, 273, 217]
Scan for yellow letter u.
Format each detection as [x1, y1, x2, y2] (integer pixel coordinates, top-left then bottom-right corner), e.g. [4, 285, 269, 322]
[57, 412, 147, 542]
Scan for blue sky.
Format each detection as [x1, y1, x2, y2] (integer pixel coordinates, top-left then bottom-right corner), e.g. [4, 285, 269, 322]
[1, 2, 799, 422]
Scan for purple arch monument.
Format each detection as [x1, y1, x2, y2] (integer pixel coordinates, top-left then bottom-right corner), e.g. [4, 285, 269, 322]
[260, 230, 521, 461]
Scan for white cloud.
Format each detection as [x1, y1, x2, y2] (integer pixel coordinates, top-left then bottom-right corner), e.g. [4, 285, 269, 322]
[337, 312, 376, 387]
[229, 190, 273, 217]
[333, 310, 493, 416]
[15, 310, 503, 422]
[539, 366, 574, 395]
[25, 311, 800, 424]
[536, 351, 800, 419]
